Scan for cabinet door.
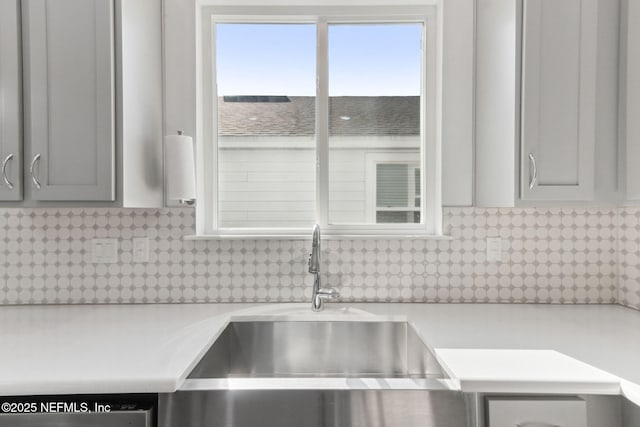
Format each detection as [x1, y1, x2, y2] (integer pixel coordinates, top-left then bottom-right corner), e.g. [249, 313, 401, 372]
[626, 0, 640, 200]
[0, 0, 23, 201]
[22, 0, 115, 201]
[487, 397, 587, 427]
[520, 0, 597, 201]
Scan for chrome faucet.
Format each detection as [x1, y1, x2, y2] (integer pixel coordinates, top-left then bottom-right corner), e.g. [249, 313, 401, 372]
[308, 224, 338, 311]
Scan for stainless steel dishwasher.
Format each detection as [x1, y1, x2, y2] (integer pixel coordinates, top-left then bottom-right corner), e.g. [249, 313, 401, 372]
[0, 394, 156, 427]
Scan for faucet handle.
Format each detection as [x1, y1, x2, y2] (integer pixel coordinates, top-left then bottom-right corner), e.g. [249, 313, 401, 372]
[319, 287, 339, 300]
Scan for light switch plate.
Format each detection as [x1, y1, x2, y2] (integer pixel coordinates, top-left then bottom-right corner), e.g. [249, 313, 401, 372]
[133, 237, 149, 263]
[92, 239, 118, 263]
[486, 237, 502, 262]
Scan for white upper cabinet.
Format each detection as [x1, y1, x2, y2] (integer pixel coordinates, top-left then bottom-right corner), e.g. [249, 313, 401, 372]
[520, 0, 597, 201]
[476, 0, 618, 206]
[0, 0, 163, 206]
[625, 0, 640, 200]
[22, 0, 116, 201]
[0, 0, 23, 201]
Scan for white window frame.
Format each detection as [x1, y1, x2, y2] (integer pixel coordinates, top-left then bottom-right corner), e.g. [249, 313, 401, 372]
[195, 6, 442, 239]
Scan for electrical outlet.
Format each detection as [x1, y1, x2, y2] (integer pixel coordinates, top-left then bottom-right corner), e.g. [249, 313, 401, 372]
[486, 237, 502, 263]
[92, 239, 118, 263]
[133, 237, 149, 263]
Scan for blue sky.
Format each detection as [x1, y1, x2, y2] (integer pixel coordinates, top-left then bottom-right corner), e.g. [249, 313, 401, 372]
[216, 23, 422, 96]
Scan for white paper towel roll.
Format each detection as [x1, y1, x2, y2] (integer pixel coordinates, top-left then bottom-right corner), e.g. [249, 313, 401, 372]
[165, 132, 196, 203]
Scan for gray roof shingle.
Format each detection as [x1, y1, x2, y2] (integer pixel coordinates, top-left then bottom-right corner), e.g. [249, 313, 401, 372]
[218, 96, 419, 136]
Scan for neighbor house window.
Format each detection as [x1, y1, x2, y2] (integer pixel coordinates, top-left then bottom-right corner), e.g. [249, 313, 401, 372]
[198, 7, 439, 236]
[366, 154, 421, 224]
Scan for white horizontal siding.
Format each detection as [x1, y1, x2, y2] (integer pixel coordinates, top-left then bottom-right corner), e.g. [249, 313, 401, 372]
[220, 191, 315, 202]
[218, 136, 419, 228]
[328, 191, 365, 201]
[326, 211, 366, 223]
[220, 161, 315, 173]
[219, 145, 315, 227]
[223, 182, 318, 191]
[247, 172, 314, 182]
[329, 172, 363, 182]
[220, 172, 249, 182]
[329, 150, 366, 224]
[221, 201, 315, 211]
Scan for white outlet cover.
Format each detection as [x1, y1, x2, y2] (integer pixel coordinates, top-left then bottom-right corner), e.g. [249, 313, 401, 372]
[486, 237, 502, 263]
[133, 237, 149, 263]
[92, 239, 118, 264]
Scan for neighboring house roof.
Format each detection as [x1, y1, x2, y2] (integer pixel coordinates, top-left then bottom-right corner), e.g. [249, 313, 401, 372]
[218, 96, 420, 137]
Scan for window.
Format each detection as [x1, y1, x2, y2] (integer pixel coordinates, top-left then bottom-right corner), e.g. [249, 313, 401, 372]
[198, 7, 439, 237]
[377, 165, 421, 224]
[366, 154, 421, 224]
[215, 24, 317, 229]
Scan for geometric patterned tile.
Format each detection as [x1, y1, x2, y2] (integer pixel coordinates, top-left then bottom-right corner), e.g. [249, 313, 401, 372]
[0, 206, 624, 306]
[617, 207, 640, 310]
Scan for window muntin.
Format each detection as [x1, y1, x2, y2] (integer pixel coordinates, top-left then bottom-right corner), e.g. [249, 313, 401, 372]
[201, 9, 438, 237]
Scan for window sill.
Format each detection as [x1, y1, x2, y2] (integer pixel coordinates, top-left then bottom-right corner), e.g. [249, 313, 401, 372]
[183, 234, 453, 241]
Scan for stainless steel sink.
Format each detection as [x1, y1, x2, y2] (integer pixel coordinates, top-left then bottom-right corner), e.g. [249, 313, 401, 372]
[160, 320, 469, 427]
[188, 321, 445, 379]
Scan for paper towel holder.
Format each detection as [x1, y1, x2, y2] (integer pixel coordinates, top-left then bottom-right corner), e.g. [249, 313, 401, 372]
[177, 130, 195, 206]
[166, 130, 196, 206]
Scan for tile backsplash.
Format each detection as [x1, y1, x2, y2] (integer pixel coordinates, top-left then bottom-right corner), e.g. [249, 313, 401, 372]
[2, 206, 636, 308]
[618, 208, 640, 310]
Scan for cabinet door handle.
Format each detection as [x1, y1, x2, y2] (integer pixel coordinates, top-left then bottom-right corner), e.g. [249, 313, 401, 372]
[517, 423, 561, 427]
[528, 153, 538, 189]
[30, 153, 42, 190]
[2, 153, 14, 190]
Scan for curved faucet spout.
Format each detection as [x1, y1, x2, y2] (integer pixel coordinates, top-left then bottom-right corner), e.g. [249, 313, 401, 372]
[307, 224, 338, 311]
[308, 224, 321, 274]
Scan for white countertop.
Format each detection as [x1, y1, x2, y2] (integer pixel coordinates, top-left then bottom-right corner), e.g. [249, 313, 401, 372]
[0, 303, 638, 403]
[434, 349, 620, 394]
[0, 304, 245, 395]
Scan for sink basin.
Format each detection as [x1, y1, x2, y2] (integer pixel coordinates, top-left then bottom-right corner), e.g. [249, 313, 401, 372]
[188, 320, 445, 379]
[160, 320, 468, 427]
